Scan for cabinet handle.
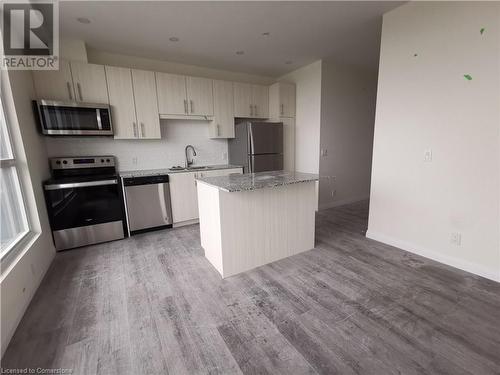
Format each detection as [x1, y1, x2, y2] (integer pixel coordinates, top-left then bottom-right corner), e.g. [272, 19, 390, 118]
[67, 82, 73, 100]
[133, 122, 138, 138]
[77, 83, 83, 101]
[141, 122, 145, 137]
[190, 100, 194, 113]
[280, 103, 284, 115]
[217, 124, 220, 137]
[184, 99, 188, 114]
[249, 104, 253, 117]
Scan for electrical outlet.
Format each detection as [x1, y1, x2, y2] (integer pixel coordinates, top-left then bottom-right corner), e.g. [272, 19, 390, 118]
[450, 232, 461, 246]
[132, 157, 138, 165]
[321, 149, 328, 157]
[424, 149, 432, 162]
[331, 189, 336, 197]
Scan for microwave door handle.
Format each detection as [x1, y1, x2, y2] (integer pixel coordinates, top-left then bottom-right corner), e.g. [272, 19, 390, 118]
[96, 109, 103, 129]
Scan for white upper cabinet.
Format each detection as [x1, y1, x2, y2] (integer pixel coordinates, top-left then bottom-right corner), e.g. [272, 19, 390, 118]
[105, 66, 160, 139]
[186, 77, 214, 116]
[70, 61, 109, 103]
[233, 82, 269, 118]
[252, 84, 269, 119]
[33, 60, 109, 103]
[269, 82, 295, 120]
[131, 69, 161, 139]
[156, 72, 188, 115]
[105, 66, 137, 139]
[280, 83, 295, 117]
[210, 80, 234, 139]
[157, 74, 214, 117]
[233, 82, 253, 117]
[32, 60, 75, 101]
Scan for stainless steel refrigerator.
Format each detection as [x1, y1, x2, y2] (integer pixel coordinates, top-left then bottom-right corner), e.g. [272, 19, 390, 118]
[228, 121, 283, 173]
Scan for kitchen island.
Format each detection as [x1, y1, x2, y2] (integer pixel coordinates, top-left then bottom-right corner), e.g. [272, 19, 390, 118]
[196, 170, 319, 278]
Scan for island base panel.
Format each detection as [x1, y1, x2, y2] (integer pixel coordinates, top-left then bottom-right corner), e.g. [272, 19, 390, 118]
[198, 181, 316, 278]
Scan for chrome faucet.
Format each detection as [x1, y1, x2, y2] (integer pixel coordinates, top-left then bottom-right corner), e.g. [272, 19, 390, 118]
[185, 145, 197, 168]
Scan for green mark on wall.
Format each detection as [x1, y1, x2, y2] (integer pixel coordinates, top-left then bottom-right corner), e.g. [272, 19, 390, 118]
[480, 28, 485, 35]
[464, 74, 473, 81]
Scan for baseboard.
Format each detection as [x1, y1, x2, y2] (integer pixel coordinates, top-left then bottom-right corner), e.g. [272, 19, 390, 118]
[319, 195, 370, 210]
[173, 218, 199, 228]
[366, 230, 500, 283]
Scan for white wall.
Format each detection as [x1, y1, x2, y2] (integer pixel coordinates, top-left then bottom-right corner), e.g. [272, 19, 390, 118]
[367, 2, 500, 281]
[279, 60, 322, 174]
[319, 60, 377, 209]
[45, 120, 228, 171]
[1, 70, 56, 356]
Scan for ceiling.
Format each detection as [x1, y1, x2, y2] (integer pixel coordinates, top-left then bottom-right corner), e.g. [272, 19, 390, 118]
[60, 1, 403, 77]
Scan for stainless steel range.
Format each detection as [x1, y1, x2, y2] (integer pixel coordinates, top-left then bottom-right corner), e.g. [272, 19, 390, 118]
[43, 156, 126, 251]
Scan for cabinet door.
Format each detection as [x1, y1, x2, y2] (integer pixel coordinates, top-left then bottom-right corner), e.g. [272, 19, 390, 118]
[32, 60, 75, 101]
[282, 117, 295, 171]
[156, 72, 187, 115]
[233, 82, 253, 117]
[252, 84, 269, 119]
[186, 76, 214, 116]
[280, 83, 295, 118]
[132, 69, 161, 139]
[169, 172, 199, 223]
[70, 62, 109, 103]
[210, 80, 234, 138]
[105, 66, 138, 139]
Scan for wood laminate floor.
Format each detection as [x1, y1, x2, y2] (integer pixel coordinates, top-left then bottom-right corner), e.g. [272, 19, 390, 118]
[2, 201, 500, 374]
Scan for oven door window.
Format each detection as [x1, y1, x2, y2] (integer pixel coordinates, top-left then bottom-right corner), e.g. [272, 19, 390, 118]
[40, 105, 102, 132]
[45, 184, 123, 230]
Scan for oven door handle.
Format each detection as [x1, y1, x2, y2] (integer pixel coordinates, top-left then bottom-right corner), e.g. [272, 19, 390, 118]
[44, 179, 118, 190]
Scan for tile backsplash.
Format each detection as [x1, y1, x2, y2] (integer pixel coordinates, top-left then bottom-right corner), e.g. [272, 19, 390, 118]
[44, 120, 228, 171]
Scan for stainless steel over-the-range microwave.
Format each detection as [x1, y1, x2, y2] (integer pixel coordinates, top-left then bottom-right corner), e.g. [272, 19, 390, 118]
[35, 100, 113, 136]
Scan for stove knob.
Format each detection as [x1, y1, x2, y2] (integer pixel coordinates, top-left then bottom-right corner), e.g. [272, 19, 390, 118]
[106, 158, 110, 162]
[62, 160, 67, 164]
[56, 160, 61, 165]
[101, 159, 105, 163]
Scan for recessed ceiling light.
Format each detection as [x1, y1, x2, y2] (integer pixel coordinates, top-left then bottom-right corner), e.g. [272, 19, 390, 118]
[285, 61, 293, 65]
[236, 50, 245, 55]
[169, 37, 180, 42]
[262, 32, 270, 36]
[76, 17, 91, 24]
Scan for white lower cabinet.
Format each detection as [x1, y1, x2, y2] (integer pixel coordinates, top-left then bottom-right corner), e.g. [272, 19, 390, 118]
[169, 168, 243, 224]
[169, 172, 199, 223]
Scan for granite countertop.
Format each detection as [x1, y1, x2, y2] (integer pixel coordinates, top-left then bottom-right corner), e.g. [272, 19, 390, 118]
[119, 164, 243, 178]
[196, 170, 319, 192]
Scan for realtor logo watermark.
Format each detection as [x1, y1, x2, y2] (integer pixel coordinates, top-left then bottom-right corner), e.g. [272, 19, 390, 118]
[1, 0, 59, 70]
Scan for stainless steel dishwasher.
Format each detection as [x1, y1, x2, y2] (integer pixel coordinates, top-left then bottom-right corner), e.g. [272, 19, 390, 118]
[122, 174, 173, 235]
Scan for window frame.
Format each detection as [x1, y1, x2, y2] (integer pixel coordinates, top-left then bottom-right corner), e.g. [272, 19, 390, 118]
[0, 89, 32, 261]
